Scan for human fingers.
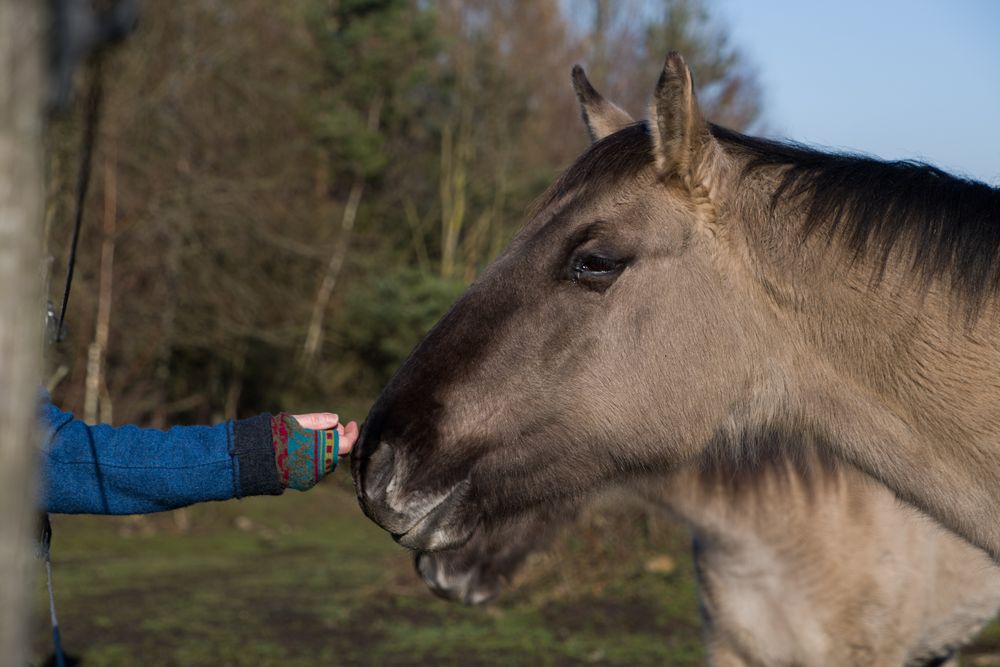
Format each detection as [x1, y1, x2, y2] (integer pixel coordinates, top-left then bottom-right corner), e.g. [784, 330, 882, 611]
[292, 412, 339, 430]
[338, 420, 359, 456]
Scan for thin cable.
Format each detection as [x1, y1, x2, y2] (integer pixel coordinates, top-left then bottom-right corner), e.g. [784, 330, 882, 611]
[45, 555, 66, 667]
[39, 515, 66, 667]
[57, 56, 104, 342]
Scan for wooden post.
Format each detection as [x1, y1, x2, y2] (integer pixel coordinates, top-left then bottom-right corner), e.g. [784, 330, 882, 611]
[0, 0, 46, 664]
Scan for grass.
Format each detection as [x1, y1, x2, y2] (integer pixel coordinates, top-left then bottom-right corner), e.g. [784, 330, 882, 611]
[28, 476, 1000, 666]
[28, 478, 704, 667]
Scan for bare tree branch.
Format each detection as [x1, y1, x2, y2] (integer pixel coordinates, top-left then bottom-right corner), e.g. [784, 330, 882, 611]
[85, 145, 117, 424]
[301, 94, 383, 364]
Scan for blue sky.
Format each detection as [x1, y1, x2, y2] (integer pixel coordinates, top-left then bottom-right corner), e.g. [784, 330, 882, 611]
[713, 0, 1000, 184]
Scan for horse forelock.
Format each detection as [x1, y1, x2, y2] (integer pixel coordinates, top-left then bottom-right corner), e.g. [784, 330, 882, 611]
[528, 121, 655, 220]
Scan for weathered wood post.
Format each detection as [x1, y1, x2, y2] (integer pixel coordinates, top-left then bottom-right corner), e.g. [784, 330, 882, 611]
[0, 0, 46, 663]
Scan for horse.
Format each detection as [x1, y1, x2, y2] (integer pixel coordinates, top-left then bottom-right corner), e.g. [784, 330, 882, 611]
[416, 447, 1000, 666]
[352, 52, 1000, 561]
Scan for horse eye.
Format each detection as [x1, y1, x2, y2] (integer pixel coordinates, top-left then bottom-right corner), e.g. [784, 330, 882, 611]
[576, 255, 622, 275]
[571, 254, 627, 289]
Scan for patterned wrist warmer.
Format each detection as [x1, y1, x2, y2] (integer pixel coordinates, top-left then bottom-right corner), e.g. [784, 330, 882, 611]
[271, 412, 339, 491]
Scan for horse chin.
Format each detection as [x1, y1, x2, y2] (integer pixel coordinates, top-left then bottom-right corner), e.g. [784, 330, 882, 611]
[414, 552, 501, 606]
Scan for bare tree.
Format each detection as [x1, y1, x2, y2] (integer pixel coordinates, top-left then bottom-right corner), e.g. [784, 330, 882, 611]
[302, 95, 383, 364]
[0, 0, 45, 663]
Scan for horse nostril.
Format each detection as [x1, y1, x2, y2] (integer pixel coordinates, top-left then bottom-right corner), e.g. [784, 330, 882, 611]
[361, 439, 396, 502]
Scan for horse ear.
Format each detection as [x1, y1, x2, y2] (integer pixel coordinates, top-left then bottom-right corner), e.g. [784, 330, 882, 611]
[650, 52, 714, 183]
[571, 65, 634, 143]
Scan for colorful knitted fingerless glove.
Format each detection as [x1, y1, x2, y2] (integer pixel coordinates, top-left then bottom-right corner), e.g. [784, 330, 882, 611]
[271, 412, 339, 491]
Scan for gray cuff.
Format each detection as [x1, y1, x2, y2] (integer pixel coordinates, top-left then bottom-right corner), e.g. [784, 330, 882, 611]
[233, 413, 283, 497]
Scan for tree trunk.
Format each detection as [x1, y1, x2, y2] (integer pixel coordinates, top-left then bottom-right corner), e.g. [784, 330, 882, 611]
[85, 146, 117, 424]
[153, 4, 195, 428]
[0, 1, 46, 664]
[301, 95, 383, 364]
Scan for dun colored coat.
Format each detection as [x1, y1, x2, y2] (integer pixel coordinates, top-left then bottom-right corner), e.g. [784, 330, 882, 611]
[353, 53, 1000, 561]
[419, 450, 1000, 666]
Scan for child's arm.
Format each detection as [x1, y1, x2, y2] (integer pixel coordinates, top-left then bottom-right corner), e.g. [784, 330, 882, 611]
[39, 396, 358, 515]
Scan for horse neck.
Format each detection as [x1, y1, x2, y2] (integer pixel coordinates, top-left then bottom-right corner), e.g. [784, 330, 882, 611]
[728, 171, 1000, 557]
[733, 165, 1000, 432]
[657, 455, 1000, 666]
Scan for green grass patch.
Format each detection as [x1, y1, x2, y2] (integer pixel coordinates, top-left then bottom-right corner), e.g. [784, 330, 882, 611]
[27, 481, 1000, 666]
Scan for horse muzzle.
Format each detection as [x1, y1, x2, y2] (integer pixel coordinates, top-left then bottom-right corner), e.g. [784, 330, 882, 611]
[352, 424, 475, 551]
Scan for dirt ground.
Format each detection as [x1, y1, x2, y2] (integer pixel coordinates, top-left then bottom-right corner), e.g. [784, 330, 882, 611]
[28, 476, 1000, 666]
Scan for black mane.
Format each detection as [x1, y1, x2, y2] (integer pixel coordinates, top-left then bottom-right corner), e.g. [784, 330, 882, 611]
[713, 124, 1000, 315]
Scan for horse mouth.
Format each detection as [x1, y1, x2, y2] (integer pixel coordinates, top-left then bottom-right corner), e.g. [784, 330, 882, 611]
[351, 420, 479, 551]
[390, 480, 475, 551]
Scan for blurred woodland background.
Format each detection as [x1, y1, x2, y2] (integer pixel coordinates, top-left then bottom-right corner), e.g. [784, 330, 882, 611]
[45, 0, 763, 426]
[35, 1, 1000, 665]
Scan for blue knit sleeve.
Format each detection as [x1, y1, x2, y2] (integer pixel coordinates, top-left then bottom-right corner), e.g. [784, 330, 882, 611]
[39, 396, 279, 515]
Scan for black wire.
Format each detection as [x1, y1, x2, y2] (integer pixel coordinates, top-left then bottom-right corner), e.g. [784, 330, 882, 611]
[56, 56, 103, 343]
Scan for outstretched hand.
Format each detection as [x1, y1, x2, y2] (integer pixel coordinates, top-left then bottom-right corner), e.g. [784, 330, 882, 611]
[291, 413, 360, 456]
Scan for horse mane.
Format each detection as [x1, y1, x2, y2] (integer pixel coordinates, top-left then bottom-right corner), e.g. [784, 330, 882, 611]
[713, 125, 1000, 316]
[539, 121, 1000, 316]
